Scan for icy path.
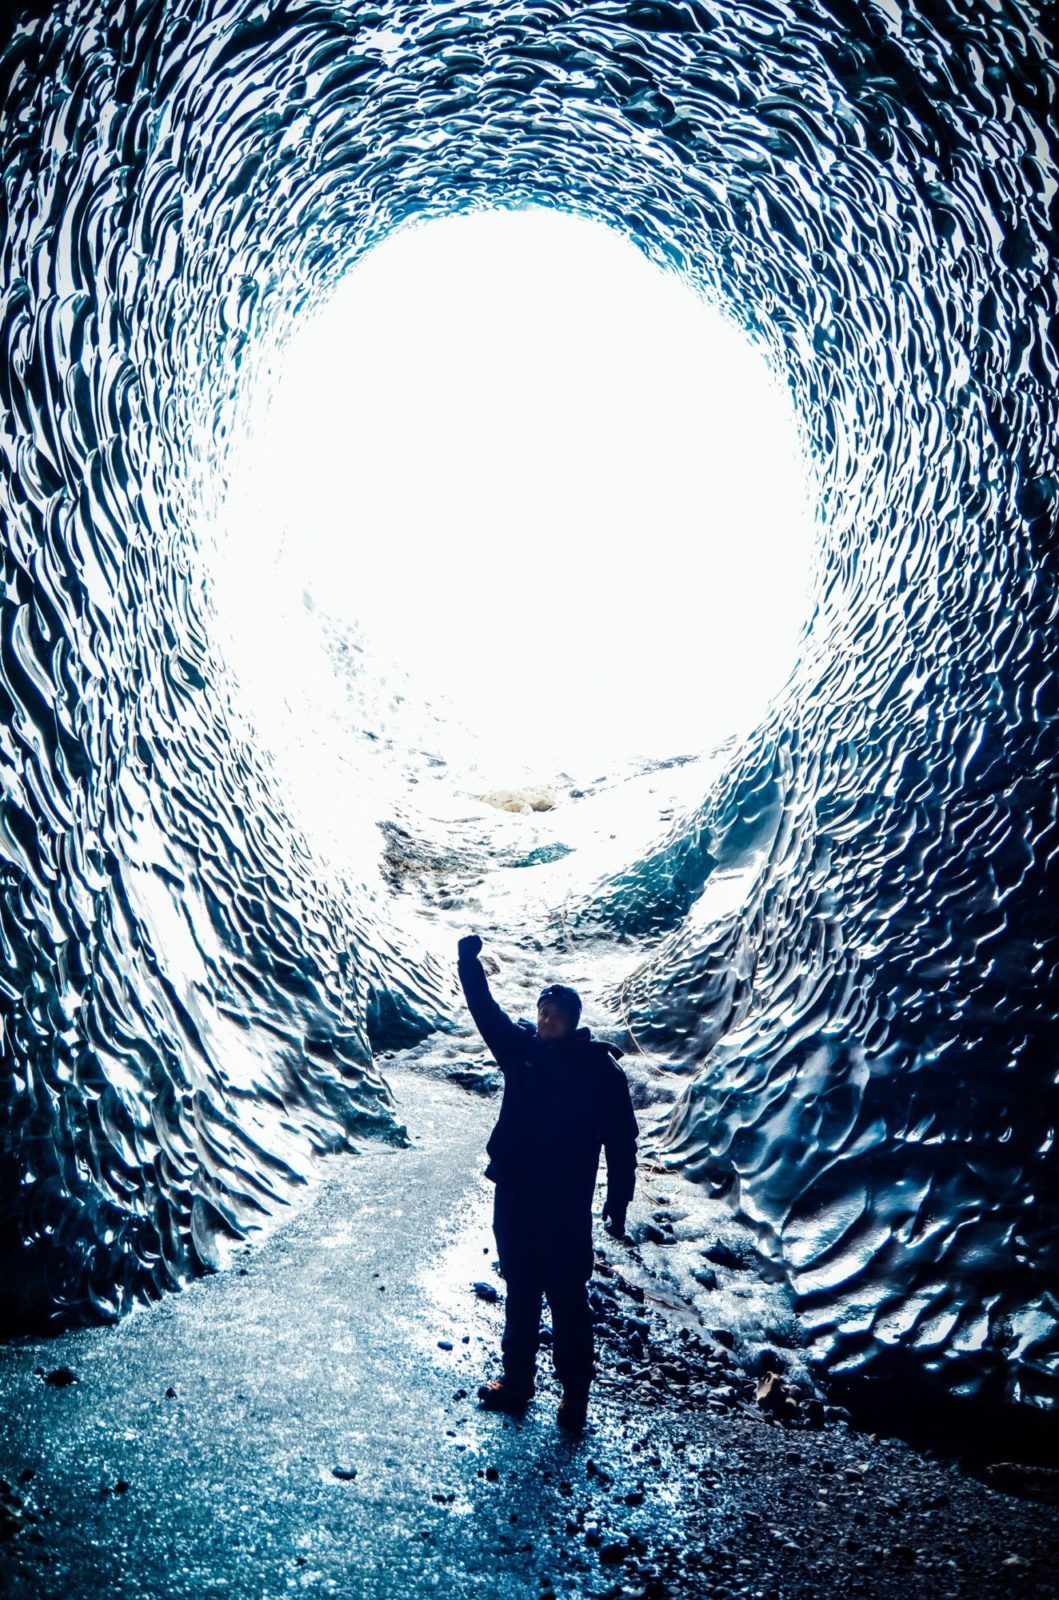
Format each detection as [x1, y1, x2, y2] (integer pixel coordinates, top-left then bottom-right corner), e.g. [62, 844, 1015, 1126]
[2, 1064, 1057, 1600]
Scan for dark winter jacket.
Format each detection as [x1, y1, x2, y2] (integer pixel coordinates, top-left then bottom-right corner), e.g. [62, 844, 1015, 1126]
[458, 949, 639, 1218]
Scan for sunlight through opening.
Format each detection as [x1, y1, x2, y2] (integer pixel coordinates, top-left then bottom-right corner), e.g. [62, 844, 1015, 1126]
[213, 207, 816, 806]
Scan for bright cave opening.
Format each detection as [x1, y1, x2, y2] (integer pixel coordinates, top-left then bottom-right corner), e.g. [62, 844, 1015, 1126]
[211, 207, 816, 871]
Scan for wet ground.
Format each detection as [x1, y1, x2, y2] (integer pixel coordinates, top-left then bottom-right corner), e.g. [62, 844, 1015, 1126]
[3, 1061, 1058, 1600]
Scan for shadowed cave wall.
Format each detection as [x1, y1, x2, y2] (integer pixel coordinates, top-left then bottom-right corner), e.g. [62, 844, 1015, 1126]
[1, 0, 1056, 1424]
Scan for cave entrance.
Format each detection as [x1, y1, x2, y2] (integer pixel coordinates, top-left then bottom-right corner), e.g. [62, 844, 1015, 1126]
[212, 207, 814, 901]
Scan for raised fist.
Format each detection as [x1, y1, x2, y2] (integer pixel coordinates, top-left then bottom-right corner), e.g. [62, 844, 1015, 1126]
[458, 933, 483, 960]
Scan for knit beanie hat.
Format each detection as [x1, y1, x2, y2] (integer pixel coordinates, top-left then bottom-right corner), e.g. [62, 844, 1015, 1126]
[537, 982, 582, 1028]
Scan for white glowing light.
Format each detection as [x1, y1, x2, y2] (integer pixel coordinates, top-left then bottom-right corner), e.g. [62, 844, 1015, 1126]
[215, 207, 815, 792]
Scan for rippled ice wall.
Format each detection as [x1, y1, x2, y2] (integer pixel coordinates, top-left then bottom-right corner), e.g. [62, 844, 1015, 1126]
[1, 1, 1056, 1413]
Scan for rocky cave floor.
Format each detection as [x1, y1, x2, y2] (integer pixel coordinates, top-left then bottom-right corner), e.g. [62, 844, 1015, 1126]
[2, 1060, 1058, 1600]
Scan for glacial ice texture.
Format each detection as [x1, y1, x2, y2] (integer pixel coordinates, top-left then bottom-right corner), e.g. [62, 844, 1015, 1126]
[1, 0, 1056, 1416]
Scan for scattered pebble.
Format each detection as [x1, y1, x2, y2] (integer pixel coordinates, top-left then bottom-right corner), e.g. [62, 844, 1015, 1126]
[43, 1367, 78, 1388]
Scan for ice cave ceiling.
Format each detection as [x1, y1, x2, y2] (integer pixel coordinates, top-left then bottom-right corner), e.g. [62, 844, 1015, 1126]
[0, 0, 1056, 1421]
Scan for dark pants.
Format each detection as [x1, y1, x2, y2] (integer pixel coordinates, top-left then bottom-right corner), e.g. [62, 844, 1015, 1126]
[491, 1179, 594, 1396]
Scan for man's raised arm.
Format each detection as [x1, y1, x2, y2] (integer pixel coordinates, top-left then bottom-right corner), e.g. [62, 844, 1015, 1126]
[457, 934, 526, 1070]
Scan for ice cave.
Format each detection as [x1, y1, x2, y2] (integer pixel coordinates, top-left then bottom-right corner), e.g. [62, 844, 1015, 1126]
[1, 0, 1056, 1442]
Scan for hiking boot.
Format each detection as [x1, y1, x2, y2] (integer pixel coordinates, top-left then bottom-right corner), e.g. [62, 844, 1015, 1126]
[477, 1377, 535, 1414]
[556, 1388, 590, 1432]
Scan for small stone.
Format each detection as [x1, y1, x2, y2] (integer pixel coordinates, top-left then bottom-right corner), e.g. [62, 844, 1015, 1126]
[599, 1539, 628, 1565]
[331, 1465, 358, 1481]
[165, 1386, 177, 1399]
[691, 1266, 719, 1291]
[437, 1340, 453, 1351]
[485, 1466, 499, 1481]
[114, 1480, 129, 1493]
[472, 1281, 499, 1303]
[44, 1366, 78, 1387]
[0, 1502, 24, 1539]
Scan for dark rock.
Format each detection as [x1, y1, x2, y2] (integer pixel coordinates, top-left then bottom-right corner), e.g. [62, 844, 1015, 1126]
[331, 1465, 358, 1480]
[485, 1466, 499, 1481]
[599, 1540, 628, 1565]
[165, 1386, 177, 1399]
[446, 1068, 500, 1095]
[44, 1366, 78, 1387]
[472, 1281, 499, 1303]
[702, 1241, 748, 1271]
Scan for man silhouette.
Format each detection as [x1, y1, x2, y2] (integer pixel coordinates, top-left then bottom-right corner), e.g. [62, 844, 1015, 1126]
[457, 933, 639, 1431]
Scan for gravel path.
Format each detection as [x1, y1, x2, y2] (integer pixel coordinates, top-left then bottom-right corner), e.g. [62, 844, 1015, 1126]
[2, 1064, 1057, 1600]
